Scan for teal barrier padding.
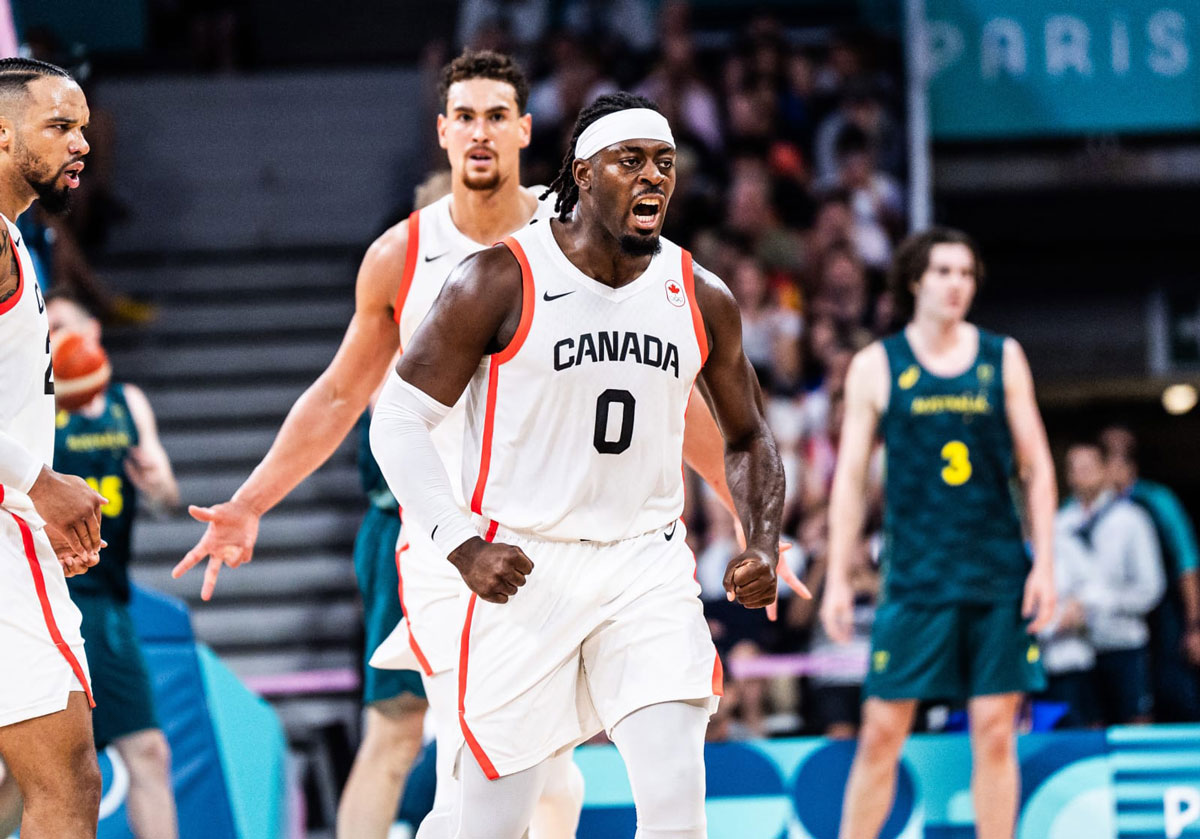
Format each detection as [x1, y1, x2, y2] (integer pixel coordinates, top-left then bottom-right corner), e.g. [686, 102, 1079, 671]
[197, 645, 287, 839]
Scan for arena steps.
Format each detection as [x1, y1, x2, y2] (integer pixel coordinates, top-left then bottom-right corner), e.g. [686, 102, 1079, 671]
[93, 249, 383, 762]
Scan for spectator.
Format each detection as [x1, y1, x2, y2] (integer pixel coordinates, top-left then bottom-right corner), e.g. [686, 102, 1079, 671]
[815, 124, 903, 266]
[1102, 425, 1200, 722]
[634, 31, 723, 158]
[813, 78, 904, 183]
[729, 253, 802, 395]
[1055, 442, 1165, 724]
[1038, 515, 1100, 729]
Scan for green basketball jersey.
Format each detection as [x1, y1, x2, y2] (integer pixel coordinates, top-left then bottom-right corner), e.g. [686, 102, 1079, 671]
[54, 383, 139, 601]
[878, 328, 1028, 604]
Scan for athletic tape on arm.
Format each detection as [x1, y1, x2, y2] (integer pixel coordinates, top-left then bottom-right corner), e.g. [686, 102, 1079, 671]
[370, 371, 479, 556]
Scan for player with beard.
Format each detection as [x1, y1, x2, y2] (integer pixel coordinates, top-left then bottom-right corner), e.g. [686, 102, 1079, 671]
[371, 92, 785, 839]
[0, 57, 106, 837]
[174, 50, 764, 839]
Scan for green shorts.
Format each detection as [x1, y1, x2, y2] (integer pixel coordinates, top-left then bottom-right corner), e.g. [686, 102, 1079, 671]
[864, 599, 1046, 702]
[76, 593, 160, 748]
[354, 505, 426, 705]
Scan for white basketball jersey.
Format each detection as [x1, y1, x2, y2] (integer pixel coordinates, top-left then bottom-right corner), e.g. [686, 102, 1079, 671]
[0, 215, 53, 518]
[463, 219, 708, 542]
[393, 191, 554, 509]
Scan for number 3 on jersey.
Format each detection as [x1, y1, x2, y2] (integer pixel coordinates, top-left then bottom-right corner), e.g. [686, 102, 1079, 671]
[940, 440, 972, 486]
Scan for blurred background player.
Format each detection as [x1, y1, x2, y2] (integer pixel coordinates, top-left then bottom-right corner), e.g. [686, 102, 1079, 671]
[821, 228, 1057, 839]
[0, 56, 105, 837]
[47, 291, 182, 839]
[1102, 425, 1200, 722]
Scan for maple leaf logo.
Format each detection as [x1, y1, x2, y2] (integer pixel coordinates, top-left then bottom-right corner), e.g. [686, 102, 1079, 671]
[668, 283, 680, 294]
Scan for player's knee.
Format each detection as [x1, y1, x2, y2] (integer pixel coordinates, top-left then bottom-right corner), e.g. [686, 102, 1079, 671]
[631, 750, 704, 829]
[971, 712, 1015, 765]
[122, 730, 172, 778]
[857, 714, 905, 763]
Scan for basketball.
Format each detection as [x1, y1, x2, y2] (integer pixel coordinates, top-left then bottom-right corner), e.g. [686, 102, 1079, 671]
[51, 331, 111, 412]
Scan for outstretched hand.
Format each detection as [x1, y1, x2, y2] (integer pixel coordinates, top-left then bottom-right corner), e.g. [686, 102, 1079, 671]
[765, 542, 812, 621]
[171, 500, 261, 600]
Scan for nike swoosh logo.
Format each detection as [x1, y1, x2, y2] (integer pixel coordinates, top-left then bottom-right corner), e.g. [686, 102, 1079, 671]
[543, 290, 575, 302]
[664, 521, 678, 541]
[425, 252, 448, 262]
[431, 525, 438, 540]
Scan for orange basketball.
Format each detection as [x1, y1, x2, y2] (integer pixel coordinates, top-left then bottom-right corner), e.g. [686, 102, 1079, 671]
[51, 331, 111, 412]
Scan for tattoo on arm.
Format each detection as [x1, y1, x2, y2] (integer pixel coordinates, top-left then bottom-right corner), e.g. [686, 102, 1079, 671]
[0, 230, 15, 305]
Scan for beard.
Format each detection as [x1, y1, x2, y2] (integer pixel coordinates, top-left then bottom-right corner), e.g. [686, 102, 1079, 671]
[619, 232, 662, 257]
[15, 139, 73, 215]
[461, 167, 501, 192]
[31, 175, 72, 215]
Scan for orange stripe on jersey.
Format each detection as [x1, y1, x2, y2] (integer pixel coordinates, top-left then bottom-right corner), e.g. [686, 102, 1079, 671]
[458, 592, 500, 780]
[469, 238, 536, 515]
[681, 251, 708, 366]
[10, 512, 94, 707]
[712, 650, 725, 697]
[392, 210, 421, 328]
[394, 544, 433, 676]
[493, 237, 536, 365]
[0, 234, 24, 316]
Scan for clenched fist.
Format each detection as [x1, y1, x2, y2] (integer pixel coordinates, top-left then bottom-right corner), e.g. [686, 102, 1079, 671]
[449, 537, 534, 604]
[723, 548, 777, 609]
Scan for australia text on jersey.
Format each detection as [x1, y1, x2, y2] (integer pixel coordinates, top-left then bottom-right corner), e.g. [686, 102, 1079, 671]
[553, 330, 682, 378]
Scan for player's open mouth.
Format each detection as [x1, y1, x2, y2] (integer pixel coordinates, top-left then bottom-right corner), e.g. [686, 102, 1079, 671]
[467, 148, 495, 165]
[630, 196, 663, 230]
[62, 161, 84, 188]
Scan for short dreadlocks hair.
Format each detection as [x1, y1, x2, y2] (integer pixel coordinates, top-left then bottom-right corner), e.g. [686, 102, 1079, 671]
[438, 50, 529, 114]
[0, 57, 73, 99]
[541, 92, 663, 221]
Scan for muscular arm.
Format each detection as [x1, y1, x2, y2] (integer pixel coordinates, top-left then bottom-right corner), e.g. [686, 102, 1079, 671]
[821, 344, 886, 642]
[1003, 338, 1058, 631]
[121, 383, 180, 513]
[692, 264, 785, 608]
[173, 222, 408, 597]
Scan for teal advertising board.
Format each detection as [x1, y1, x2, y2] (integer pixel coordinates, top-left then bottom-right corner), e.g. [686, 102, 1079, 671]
[576, 726, 1200, 838]
[925, 1, 1200, 138]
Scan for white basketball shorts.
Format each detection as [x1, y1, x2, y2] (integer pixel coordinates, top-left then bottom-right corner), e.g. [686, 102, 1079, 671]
[0, 510, 92, 728]
[457, 518, 722, 779]
[371, 515, 469, 677]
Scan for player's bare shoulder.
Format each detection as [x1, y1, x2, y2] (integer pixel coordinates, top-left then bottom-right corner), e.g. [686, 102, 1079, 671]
[687, 260, 739, 354]
[356, 217, 412, 315]
[846, 340, 890, 414]
[0, 226, 17, 305]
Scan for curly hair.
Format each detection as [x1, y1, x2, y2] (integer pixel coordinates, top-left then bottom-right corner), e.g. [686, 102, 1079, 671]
[888, 227, 986, 319]
[437, 50, 529, 114]
[541, 92, 663, 221]
[0, 57, 72, 97]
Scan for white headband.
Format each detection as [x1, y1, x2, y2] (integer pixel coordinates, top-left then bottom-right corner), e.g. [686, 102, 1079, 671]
[574, 108, 675, 161]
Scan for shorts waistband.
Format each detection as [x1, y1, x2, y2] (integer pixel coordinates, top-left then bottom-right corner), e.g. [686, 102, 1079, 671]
[471, 515, 682, 547]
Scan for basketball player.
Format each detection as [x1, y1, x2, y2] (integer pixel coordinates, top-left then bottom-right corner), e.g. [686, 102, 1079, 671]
[48, 292, 181, 839]
[0, 57, 105, 836]
[174, 52, 592, 838]
[821, 228, 1057, 839]
[370, 92, 784, 839]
